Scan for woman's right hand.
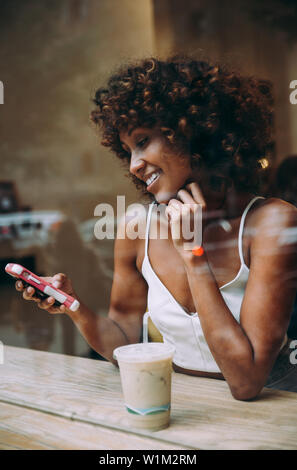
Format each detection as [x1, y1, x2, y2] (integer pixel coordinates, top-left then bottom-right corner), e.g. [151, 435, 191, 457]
[15, 273, 78, 314]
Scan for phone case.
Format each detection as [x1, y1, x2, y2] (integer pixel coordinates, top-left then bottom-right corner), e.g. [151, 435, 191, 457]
[5, 263, 80, 312]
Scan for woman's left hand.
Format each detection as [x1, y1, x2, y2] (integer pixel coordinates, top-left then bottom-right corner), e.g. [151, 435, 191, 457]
[165, 182, 207, 262]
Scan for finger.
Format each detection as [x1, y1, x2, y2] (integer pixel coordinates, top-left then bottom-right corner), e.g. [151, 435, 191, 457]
[165, 206, 174, 223]
[185, 182, 206, 208]
[165, 205, 182, 240]
[20, 285, 41, 303]
[175, 191, 198, 219]
[52, 273, 67, 288]
[37, 296, 56, 309]
[168, 199, 183, 213]
[165, 204, 180, 220]
[176, 188, 196, 205]
[165, 205, 171, 221]
[168, 198, 184, 212]
[40, 274, 66, 285]
[37, 301, 66, 314]
[22, 286, 36, 300]
[40, 276, 55, 283]
[48, 305, 66, 314]
[52, 273, 66, 282]
[15, 280, 24, 291]
[167, 201, 198, 244]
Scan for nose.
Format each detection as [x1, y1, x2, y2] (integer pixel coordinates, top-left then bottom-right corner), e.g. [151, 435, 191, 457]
[129, 152, 146, 176]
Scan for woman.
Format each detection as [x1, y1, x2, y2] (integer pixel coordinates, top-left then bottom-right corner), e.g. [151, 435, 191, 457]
[16, 55, 297, 400]
[267, 155, 297, 340]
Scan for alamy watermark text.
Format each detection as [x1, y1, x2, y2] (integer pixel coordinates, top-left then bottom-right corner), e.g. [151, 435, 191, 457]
[0, 81, 4, 104]
[93, 196, 202, 250]
[289, 80, 297, 104]
[0, 341, 4, 364]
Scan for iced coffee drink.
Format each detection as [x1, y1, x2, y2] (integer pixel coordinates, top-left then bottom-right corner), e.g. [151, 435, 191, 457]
[113, 342, 175, 431]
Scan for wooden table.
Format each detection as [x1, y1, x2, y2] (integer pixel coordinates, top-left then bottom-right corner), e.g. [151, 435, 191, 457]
[0, 346, 296, 450]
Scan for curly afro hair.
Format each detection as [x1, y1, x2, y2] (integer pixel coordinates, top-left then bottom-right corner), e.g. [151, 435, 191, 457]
[90, 54, 274, 198]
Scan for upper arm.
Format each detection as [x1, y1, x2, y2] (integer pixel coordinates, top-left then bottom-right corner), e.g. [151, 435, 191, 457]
[108, 210, 148, 344]
[240, 200, 297, 377]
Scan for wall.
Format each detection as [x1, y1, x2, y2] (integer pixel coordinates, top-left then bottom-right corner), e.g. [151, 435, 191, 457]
[153, 0, 296, 165]
[0, 0, 155, 221]
[0, 0, 155, 357]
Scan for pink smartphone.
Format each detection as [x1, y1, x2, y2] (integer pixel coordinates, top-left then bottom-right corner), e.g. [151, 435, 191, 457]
[5, 263, 80, 312]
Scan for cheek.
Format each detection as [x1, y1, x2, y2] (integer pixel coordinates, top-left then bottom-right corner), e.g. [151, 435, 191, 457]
[168, 158, 192, 179]
[149, 140, 165, 161]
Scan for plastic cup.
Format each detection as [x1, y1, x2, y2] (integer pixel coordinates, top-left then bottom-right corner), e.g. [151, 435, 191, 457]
[113, 342, 175, 431]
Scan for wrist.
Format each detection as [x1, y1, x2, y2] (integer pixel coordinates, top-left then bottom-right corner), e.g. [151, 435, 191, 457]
[66, 296, 85, 322]
[182, 249, 209, 270]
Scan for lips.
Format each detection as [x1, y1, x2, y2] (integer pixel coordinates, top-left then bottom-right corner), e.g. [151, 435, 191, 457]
[146, 171, 162, 191]
[146, 171, 161, 186]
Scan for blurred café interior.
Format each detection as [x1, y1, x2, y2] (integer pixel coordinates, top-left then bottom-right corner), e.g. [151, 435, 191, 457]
[0, 0, 296, 358]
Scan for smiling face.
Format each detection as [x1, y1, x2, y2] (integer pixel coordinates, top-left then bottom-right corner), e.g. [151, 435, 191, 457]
[119, 126, 193, 204]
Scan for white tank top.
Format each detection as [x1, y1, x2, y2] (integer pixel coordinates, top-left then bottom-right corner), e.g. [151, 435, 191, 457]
[142, 196, 267, 373]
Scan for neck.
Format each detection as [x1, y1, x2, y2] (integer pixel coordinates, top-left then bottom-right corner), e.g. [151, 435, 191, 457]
[202, 185, 256, 223]
[224, 188, 256, 219]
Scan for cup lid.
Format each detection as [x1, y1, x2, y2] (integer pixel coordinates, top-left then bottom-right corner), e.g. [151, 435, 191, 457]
[113, 342, 175, 363]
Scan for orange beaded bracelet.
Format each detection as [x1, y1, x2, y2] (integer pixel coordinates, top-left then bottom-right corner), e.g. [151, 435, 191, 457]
[192, 245, 204, 257]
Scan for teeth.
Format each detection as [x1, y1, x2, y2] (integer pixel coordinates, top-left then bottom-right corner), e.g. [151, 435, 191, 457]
[146, 171, 161, 186]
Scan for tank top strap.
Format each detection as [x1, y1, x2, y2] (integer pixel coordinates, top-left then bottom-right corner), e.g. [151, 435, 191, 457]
[144, 201, 156, 257]
[238, 196, 266, 266]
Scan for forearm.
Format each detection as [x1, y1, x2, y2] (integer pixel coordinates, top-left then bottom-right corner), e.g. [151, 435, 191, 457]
[67, 299, 129, 364]
[184, 254, 263, 397]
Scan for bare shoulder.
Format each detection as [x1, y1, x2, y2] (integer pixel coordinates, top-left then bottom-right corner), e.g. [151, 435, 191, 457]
[250, 197, 297, 232]
[249, 197, 297, 256]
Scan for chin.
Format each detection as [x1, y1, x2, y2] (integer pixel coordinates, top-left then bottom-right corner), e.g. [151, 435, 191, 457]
[153, 189, 178, 205]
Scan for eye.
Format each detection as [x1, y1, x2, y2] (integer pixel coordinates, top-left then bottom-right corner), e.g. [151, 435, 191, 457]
[136, 137, 148, 148]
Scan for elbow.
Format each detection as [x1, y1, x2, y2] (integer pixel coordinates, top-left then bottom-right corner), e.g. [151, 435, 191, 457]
[230, 383, 263, 402]
[110, 358, 119, 368]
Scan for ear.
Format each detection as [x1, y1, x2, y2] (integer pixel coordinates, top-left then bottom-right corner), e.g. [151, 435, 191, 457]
[160, 127, 174, 141]
[209, 174, 228, 192]
[190, 153, 202, 169]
